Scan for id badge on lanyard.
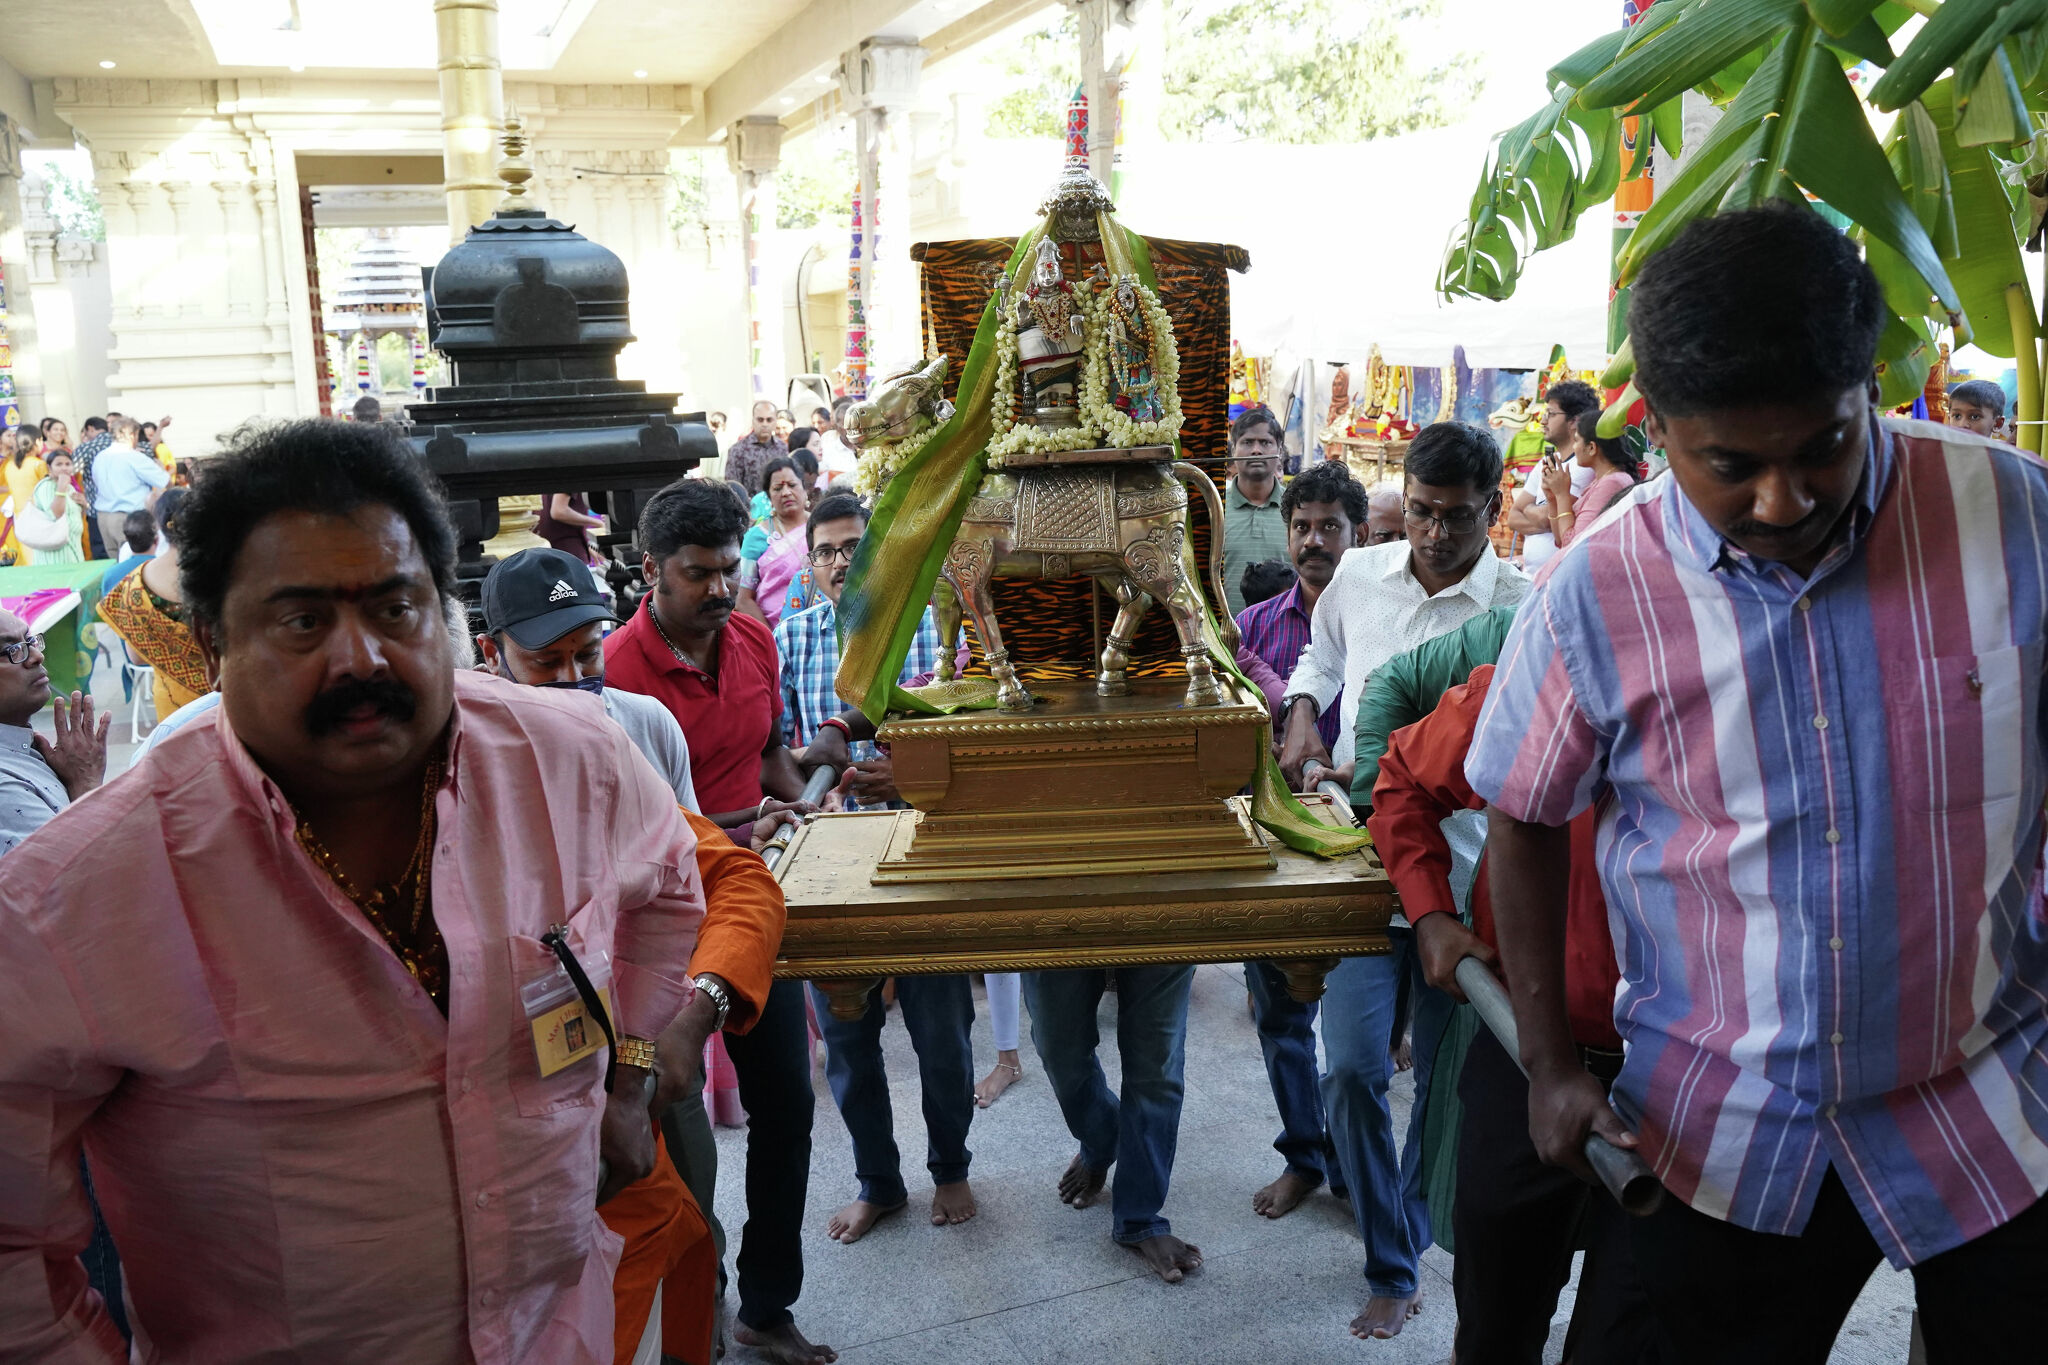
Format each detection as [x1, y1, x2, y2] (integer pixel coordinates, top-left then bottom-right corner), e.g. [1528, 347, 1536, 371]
[522, 926, 617, 1087]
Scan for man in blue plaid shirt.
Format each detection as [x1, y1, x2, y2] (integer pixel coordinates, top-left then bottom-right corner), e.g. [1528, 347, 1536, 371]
[772, 492, 980, 1243]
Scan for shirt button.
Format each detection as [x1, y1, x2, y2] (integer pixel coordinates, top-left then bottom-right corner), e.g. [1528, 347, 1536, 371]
[1812, 714, 1828, 729]
[1829, 936, 1845, 951]
[475, 1190, 491, 1208]
[1825, 828, 1841, 844]
[1796, 597, 1811, 611]
[461, 1075, 476, 1094]
[1824, 1104, 1838, 1119]
[480, 1288, 497, 1308]
[1830, 1031, 1845, 1045]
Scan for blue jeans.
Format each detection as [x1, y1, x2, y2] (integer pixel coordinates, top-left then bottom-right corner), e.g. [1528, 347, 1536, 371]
[1025, 964, 1194, 1245]
[1320, 933, 1454, 1299]
[808, 975, 976, 1207]
[1244, 961, 1339, 1192]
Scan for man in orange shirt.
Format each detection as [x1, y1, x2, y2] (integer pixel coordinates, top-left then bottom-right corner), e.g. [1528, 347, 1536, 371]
[479, 548, 791, 1364]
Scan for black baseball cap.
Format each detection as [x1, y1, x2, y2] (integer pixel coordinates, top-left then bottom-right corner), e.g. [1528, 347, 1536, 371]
[481, 547, 619, 649]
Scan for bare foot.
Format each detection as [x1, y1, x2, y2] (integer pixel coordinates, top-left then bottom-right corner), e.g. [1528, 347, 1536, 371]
[1391, 1035, 1413, 1073]
[731, 1319, 839, 1364]
[1128, 1234, 1203, 1283]
[825, 1197, 904, 1244]
[1251, 1168, 1318, 1219]
[1057, 1153, 1109, 1208]
[1348, 1291, 1424, 1340]
[931, 1180, 978, 1226]
[974, 1052, 1023, 1107]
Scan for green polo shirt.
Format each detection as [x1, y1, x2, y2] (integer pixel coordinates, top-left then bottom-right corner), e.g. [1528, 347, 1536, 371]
[1220, 478, 1288, 617]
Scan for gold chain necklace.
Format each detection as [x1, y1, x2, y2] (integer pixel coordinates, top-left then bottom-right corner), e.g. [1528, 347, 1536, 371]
[295, 747, 448, 1003]
[647, 600, 700, 670]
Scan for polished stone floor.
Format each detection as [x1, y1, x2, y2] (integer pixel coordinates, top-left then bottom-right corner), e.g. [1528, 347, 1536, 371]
[713, 965, 1917, 1365]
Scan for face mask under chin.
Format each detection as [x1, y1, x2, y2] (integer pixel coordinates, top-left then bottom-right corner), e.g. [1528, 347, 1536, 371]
[535, 675, 606, 695]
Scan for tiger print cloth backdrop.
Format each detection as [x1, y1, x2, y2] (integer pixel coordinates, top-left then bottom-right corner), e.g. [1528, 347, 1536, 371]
[909, 235, 1250, 681]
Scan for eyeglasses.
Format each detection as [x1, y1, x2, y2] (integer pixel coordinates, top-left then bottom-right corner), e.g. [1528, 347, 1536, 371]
[808, 542, 861, 567]
[1404, 507, 1486, 536]
[0, 634, 45, 666]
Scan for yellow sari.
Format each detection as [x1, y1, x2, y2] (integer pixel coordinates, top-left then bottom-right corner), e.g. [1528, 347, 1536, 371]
[1, 456, 44, 566]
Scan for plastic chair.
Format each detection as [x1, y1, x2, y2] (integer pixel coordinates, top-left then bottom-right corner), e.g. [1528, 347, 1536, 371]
[106, 634, 156, 742]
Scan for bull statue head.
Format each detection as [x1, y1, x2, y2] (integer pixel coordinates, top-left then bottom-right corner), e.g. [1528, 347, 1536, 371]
[844, 355, 956, 451]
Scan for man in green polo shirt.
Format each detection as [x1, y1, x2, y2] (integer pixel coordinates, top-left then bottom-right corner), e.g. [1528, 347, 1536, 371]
[1220, 407, 1290, 615]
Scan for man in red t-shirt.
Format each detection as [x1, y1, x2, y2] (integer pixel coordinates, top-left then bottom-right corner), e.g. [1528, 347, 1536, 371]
[1368, 664, 1654, 1365]
[605, 479, 837, 1365]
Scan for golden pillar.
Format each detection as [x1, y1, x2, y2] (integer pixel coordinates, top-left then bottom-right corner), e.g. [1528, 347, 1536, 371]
[435, 0, 506, 242]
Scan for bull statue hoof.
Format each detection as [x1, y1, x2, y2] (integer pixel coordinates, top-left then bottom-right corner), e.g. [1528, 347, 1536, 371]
[1096, 675, 1131, 698]
[1182, 645, 1223, 708]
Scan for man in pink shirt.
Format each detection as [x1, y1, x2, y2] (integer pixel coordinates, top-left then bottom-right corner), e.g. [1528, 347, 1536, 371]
[0, 419, 705, 1363]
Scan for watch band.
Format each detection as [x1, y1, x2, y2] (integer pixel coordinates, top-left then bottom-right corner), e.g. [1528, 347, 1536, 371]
[692, 974, 732, 1031]
[614, 1035, 660, 1073]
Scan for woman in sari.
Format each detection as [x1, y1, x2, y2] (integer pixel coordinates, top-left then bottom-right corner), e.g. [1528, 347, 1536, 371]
[24, 449, 87, 565]
[97, 486, 209, 718]
[1, 426, 42, 565]
[736, 456, 811, 627]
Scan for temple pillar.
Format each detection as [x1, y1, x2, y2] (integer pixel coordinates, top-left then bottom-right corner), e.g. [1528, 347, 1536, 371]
[845, 40, 924, 380]
[0, 112, 39, 425]
[1071, 0, 1159, 202]
[728, 115, 784, 403]
[435, 0, 506, 241]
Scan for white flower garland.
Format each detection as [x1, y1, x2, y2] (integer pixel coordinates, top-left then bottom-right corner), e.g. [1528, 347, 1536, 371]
[986, 303, 1109, 463]
[1082, 277, 1183, 449]
[852, 419, 942, 499]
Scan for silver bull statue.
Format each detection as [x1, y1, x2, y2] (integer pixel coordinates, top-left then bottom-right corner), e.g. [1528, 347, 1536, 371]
[934, 459, 1240, 712]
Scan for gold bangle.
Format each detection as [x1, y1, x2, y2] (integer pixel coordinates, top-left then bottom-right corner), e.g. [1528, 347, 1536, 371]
[614, 1035, 660, 1073]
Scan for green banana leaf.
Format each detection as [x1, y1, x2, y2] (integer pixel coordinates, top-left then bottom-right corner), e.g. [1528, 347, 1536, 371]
[1874, 312, 1936, 407]
[1869, 0, 2048, 111]
[1803, 0, 1884, 37]
[1581, 0, 1802, 113]
[1925, 78, 2033, 355]
[1955, 47, 2033, 146]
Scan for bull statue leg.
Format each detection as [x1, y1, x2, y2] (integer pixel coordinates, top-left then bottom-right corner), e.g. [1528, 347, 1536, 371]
[1123, 530, 1224, 708]
[932, 578, 963, 683]
[1095, 574, 1150, 697]
[945, 536, 1032, 712]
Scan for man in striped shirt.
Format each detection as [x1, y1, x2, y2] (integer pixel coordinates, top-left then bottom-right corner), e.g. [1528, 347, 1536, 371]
[1468, 205, 2048, 1361]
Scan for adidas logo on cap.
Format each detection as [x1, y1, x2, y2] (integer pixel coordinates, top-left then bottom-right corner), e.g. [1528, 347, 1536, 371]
[546, 579, 577, 603]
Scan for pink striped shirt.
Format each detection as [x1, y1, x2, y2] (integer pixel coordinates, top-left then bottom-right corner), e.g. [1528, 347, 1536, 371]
[1468, 418, 2048, 1266]
[0, 670, 704, 1361]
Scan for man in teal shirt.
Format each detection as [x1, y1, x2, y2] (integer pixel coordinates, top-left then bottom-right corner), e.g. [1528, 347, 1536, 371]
[1220, 408, 1289, 615]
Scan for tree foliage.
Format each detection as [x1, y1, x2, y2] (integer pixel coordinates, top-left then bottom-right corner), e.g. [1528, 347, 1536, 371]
[985, 0, 1482, 145]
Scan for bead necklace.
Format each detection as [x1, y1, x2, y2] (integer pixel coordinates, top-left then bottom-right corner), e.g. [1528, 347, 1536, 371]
[295, 746, 449, 1009]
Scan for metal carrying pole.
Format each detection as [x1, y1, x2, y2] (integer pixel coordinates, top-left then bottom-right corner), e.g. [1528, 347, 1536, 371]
[760, 765, 842, 872]
[1452, 956, 1664, 1215]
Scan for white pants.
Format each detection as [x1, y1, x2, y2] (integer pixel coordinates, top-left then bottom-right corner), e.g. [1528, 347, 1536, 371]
[986, 972, 1021, 1053]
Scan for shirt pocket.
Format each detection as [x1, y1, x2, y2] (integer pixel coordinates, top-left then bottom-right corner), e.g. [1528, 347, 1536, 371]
[505, 919, 610, 1118]
[1883, 643, 2033, 815]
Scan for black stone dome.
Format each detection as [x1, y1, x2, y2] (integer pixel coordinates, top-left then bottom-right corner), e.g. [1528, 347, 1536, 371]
[423, 205, 635, 386]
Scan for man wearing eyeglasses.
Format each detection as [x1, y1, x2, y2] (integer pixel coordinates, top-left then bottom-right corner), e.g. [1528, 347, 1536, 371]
[771, 493, 982, 1246]
[1275, 421, 1531, 1343]
[1220, 408, 1291, 616]
[0, 612, 110, 857]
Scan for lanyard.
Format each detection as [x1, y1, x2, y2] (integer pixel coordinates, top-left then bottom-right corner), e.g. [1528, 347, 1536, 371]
[540, 922, 619, 1094]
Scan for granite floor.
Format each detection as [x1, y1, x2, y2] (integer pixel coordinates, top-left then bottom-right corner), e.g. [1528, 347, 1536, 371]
[713, 965, 1917, 1365]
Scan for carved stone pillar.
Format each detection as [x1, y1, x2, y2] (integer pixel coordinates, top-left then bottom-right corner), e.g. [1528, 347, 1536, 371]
[844, 39, 924, 379]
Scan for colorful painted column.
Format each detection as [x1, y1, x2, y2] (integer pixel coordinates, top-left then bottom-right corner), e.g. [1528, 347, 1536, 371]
[1608, 0, 1658, 352]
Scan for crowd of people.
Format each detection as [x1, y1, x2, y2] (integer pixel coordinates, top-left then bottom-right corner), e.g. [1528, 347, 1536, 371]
[1, 204, 2044, 1365]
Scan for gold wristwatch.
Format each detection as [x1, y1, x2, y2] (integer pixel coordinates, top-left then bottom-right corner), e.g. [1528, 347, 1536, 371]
[614, 1035, 660, 1073]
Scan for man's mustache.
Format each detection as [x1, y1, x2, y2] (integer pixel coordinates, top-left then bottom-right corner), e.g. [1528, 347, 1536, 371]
[1294, 548, 1332, 567]
[305, 677, 417, 737]
[699, 596, 736, 614]
[1725, 505, 1835, 543]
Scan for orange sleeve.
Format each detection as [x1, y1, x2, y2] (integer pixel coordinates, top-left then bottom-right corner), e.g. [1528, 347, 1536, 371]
[680, 810, 786, 1034]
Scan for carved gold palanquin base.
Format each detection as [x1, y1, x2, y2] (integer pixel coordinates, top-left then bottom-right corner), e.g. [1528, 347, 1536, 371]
[875, 679, 1272, 881]
[771, 795, 1394, 1019]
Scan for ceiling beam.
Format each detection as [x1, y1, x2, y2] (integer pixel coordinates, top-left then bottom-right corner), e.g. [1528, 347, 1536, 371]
[920, 0, 1058, 69]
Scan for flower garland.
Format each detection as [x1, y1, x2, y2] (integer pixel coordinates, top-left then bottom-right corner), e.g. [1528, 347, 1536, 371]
[985, 306, 1108, 464]
[1081, 276, 1183, 449]
[852, 419, 942, 499]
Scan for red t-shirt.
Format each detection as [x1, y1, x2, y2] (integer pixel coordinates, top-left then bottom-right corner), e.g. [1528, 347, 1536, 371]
[604, 597, 783, 817]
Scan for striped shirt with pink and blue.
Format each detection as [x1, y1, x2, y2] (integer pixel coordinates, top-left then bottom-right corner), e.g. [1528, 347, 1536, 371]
[1467, 417, 2048, 1267]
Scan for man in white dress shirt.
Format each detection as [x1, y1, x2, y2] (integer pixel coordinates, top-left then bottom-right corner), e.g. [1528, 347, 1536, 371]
[1272, 421, 1530, 1342]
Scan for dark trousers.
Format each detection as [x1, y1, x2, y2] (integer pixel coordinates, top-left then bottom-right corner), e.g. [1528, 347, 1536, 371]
[1631, 1161, 2048, 1364]
[658, 1081, 727, 1290]
[718, 979, 814, 1332]
[809, 975, 976, 1206]
[1453, 1028, 1656, 1365]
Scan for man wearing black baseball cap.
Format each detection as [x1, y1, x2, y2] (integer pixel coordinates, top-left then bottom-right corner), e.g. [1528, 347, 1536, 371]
[479, 547, 701, 808]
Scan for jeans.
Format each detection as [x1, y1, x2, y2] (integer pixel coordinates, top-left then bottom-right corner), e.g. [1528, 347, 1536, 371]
[718, 979, 814, 1332]
[1319, 932, 1454, 1300]
[807, 975, 976, 1207]
[1243, 961, 1337, 1191]
[1025, 964, 1194, 1244]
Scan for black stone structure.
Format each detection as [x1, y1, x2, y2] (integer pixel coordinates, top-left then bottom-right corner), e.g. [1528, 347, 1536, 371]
[399, 194, 711, 612]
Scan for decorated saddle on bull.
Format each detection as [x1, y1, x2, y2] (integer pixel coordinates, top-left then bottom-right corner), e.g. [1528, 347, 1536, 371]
[769, 170, 1389, 1017]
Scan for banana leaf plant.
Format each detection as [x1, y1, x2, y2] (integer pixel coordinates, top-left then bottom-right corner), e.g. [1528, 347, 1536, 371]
[1439, 0, 2048, 451]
